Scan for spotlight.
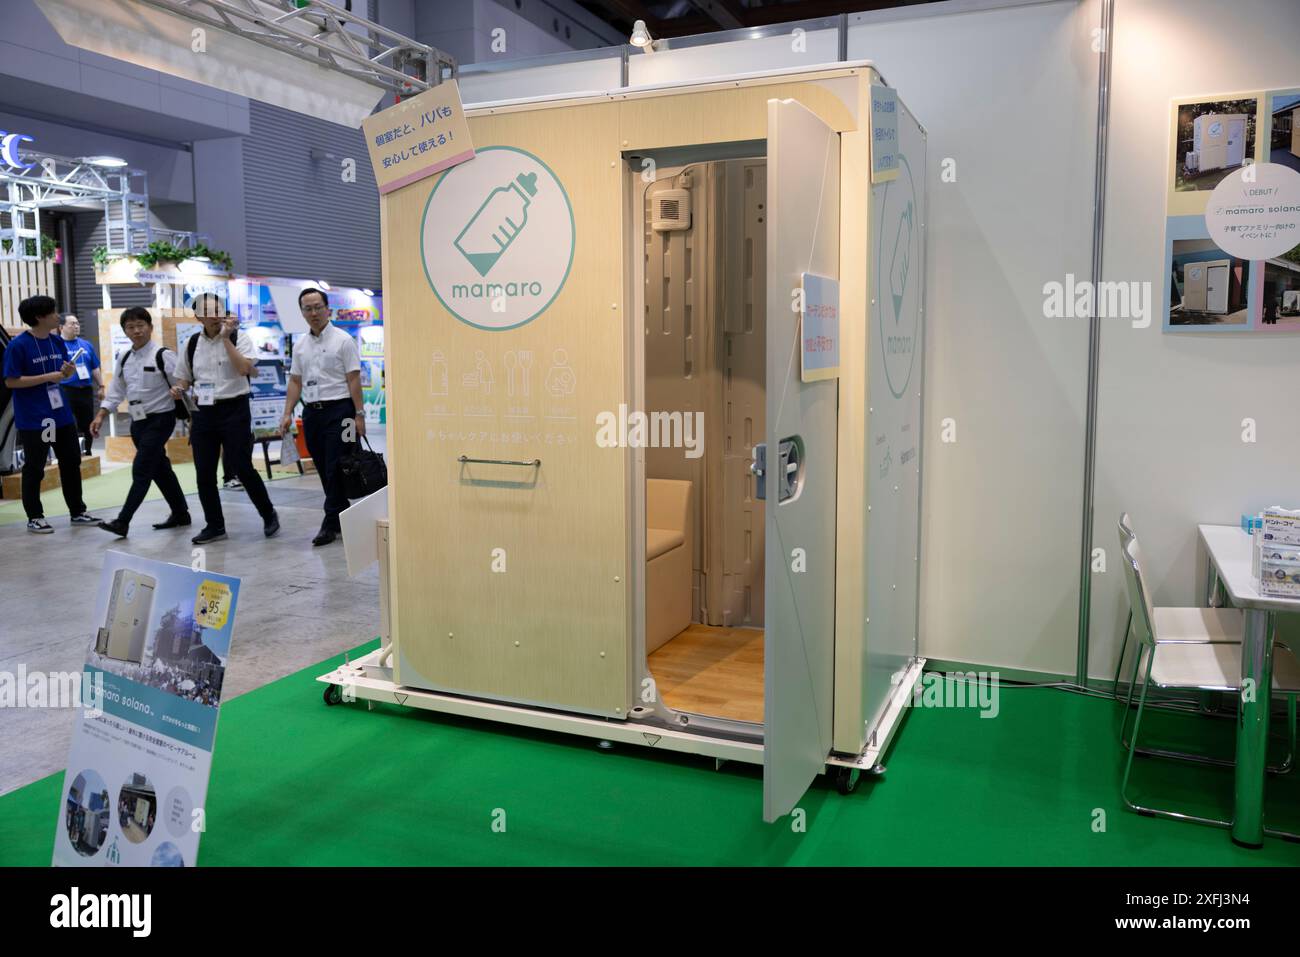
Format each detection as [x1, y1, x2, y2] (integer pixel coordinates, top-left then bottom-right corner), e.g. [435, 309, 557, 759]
[630, 19, 654, 50]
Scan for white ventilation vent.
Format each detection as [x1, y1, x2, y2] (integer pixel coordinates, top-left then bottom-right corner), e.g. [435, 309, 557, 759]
[652, 188, 691, 232]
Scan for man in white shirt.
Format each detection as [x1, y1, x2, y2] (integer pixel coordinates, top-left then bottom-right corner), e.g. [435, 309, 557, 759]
[278, 287, 365, 546]
[90, 307, 191, 537]
[172, 292, 280, 544]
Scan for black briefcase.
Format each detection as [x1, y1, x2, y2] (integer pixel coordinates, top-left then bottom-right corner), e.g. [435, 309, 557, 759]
[339, 436, 387, 498]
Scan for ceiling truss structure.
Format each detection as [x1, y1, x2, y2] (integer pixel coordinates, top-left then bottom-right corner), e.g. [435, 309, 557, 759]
[130, 0, 456, 95]
[0, 152, 157, 262]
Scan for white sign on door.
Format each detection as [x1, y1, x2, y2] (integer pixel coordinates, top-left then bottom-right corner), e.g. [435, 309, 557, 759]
[421, 146, 575, 332]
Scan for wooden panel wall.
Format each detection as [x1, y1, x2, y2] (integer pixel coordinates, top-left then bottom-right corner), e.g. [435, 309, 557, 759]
[0, 260, 55, 328]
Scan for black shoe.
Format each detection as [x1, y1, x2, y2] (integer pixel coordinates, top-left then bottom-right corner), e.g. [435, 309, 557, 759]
[152, 513, 191, 530]
[263, 509, 280, 538]
[312, 528, 338, 547]
[97, 519, 129, 538]
[191, 527, 227, 545]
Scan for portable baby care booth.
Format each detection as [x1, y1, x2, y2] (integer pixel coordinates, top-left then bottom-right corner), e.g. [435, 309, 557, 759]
[322, 61, 928, 822]
[1187, 112, 1247, 174]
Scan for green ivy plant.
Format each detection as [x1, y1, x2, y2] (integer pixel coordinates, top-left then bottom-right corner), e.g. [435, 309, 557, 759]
[92, 245, 115, 270]
[1, 236, 57, 260]
[137, 240, 233, 271]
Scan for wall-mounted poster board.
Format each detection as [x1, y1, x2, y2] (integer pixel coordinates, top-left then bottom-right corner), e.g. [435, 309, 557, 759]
[1163, 86, 1300, 333]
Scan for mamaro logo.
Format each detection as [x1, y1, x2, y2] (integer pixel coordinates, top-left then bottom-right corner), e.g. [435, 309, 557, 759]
[423, 146, 574, 331]
[890, 202, 912, 323]
[455, 171, 539, 277]
[50, 887, 152, 937]
[878, 153, 920, 399]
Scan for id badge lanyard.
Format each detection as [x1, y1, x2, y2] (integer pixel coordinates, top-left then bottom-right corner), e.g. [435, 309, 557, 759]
[43, 339, 64, 409]
[303, 351, 321, 403]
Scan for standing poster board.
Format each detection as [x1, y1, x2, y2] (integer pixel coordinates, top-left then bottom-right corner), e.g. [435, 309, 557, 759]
[54, 551, 240, 867]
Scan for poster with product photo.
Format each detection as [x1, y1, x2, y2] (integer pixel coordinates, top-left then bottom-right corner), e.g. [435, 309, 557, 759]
[53, 551, 240, 868]
[1162, 85, 1300, 333]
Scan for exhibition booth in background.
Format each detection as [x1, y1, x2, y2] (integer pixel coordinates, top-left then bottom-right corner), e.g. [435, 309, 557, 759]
[89, 273, 384, 465]
[1, 0, 1299, 870]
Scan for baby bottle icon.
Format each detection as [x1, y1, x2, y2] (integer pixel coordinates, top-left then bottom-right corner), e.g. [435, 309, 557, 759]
[454, 171, 539, 277]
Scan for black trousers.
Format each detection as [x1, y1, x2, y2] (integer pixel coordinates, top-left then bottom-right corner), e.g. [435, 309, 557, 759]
[190, 397, 274, 529]
[117, 410, 189, 526]
[18, 423, 85, 520]
[302, 399, 357, 530]
[64, 387, 96, 455]
[221, 431, 252, 484]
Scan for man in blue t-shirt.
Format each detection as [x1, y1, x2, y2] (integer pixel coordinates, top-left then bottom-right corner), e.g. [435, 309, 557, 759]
[58, 314, 102, 456]
[1, 295, 99, 533]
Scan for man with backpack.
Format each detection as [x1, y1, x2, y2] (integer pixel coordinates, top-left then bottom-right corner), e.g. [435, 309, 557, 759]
[170, 292, 279, 544]
[90, 307, 191, 537]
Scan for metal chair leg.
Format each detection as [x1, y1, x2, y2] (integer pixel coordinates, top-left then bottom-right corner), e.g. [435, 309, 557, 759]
[1113, 610, 1132, 700]
[1119, 653, 1294, 773]
[1280, 695, 1297, 776]
[1119, 634, 1144, 746]
[1121, 646, 1231, 830]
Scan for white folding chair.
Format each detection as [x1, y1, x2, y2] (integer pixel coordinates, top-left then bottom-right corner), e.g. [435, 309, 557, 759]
[1118, 525, 1300, 833]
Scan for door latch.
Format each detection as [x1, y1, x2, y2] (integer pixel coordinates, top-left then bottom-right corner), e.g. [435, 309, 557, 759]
[752, 438, 801, 503]
[776, 437, 800, 503]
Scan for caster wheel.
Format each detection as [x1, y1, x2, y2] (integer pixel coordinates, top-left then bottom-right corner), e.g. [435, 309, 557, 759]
[323, 683, 342, 706]
[833, 766, 860, 795]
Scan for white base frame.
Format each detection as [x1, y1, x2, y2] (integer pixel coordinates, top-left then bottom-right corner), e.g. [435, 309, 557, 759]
[317, 651, 925, 777]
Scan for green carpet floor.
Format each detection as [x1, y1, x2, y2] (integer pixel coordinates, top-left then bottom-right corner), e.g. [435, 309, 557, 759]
[0, 457, 306, 526]
[0, 462, 200, 527]
[4, 643, 1300, 865]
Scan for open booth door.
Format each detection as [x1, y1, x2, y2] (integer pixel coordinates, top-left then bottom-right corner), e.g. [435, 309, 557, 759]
[762, 99, 840, 822]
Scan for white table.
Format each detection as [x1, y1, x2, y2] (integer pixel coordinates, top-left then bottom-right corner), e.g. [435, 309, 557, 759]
[1198, 523, 1300, 846]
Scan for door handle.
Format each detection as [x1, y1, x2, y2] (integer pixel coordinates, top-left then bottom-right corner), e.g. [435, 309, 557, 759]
[458, 455, 541, 467]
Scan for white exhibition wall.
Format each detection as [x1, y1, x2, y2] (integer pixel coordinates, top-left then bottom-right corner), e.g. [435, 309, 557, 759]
[849, 0, 1102, 676]
[1087, 0, 1300, 679]
[455, 0, 1300, 680]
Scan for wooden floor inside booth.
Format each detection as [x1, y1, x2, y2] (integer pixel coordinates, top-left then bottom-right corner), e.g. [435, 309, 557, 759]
[647, 624, 764, 724]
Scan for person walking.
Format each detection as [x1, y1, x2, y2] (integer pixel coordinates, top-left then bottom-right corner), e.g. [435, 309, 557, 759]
[90, 307, 191, 537]
[57, 314, 102, 456]
[171, 292, 279, 544]
[278, 287, 364, 546]
[1, 295, 98, 533]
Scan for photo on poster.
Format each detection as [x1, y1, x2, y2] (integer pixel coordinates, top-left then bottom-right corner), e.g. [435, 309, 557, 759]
[1165, 222, 1252, 330]
[1260, 240, 1300, 331]
[1267, 90, 1300, 172]
[64, 770, 111, 859]
[118, 772, 157, 844]
[1172, 97, 1258, 192]
[88, 565, 230, 706]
